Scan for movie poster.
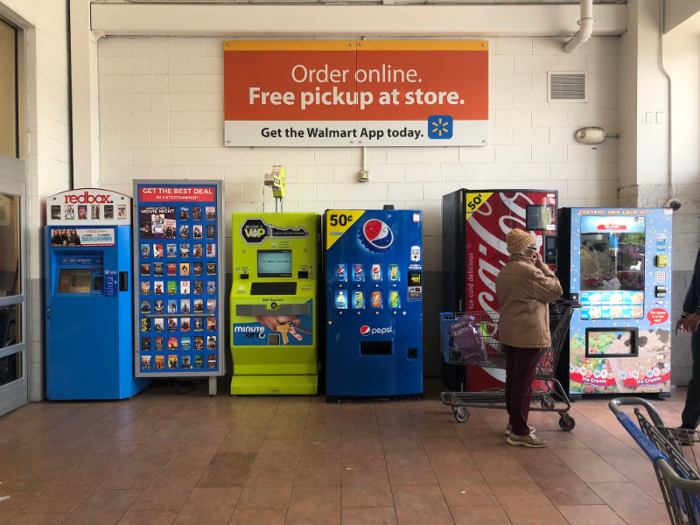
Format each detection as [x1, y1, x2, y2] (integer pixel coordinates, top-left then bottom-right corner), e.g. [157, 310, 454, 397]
[139, 206, 176, 239]
[136, 183, 220, 376]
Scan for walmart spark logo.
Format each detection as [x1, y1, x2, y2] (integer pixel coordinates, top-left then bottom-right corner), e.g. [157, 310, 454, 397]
[428, 115, 453, 139]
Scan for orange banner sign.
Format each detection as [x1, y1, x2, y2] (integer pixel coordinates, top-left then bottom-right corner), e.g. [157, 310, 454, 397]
[223, 41, 489, 147]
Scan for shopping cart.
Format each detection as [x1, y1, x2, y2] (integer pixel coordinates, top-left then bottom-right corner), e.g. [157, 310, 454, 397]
[610, 397, 700, 525]
[439, 299, 578, 431]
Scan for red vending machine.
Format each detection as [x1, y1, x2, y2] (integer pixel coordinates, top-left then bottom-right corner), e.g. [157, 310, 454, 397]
[442, 189, 558, 392]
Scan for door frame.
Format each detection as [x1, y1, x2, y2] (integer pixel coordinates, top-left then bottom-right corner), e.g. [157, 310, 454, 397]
[0, 157, 27, 416]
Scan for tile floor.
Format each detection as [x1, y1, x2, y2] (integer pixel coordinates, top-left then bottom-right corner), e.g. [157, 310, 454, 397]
[0, 380, 686, 525]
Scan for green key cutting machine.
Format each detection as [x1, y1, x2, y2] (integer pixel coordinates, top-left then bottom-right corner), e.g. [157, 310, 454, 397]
[230, 166, 320, 395]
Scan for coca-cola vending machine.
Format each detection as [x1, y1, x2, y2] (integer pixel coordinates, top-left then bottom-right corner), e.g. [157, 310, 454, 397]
[442, 189, 558, 392]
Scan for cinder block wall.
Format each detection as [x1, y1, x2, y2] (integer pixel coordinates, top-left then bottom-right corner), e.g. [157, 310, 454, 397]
[97, 36, 619, 378]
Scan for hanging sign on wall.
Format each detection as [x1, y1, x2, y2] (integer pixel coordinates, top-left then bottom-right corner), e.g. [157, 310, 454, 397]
[223, 40, 488, 147]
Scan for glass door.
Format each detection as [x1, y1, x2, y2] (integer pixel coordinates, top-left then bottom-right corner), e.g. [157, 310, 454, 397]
[0, 175, 25, 415]
[0, 14, 24, 415]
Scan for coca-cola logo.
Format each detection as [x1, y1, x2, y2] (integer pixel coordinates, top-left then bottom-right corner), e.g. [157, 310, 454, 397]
[64, 192, 113, 204]
[466, 192, 549, 314]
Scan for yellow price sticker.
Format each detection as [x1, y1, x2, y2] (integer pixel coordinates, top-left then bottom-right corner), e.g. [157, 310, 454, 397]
[326, 210, 365, 249]
[465, 192, 493, 216]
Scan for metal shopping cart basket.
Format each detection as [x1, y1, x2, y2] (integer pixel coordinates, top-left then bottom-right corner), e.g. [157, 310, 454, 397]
[610, 397, 700, 525]
[439, 299, 578, 431]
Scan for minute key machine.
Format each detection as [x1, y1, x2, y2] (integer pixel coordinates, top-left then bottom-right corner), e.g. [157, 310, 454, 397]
[230, 213, 319, 395]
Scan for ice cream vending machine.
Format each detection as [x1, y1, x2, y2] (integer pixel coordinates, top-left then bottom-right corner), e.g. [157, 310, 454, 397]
[230, 213, 319, 395]
[442, 189, 558, 392]
[558, 208, 673, 397]
[324, 209, 423, 398]
[45, 189, 149, 400]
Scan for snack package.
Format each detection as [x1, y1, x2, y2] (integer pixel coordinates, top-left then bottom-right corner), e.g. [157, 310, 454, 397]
[448, 316, 489, 365]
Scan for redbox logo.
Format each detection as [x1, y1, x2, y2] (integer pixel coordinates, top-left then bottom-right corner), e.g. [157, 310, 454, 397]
[64, 192, 112, 205]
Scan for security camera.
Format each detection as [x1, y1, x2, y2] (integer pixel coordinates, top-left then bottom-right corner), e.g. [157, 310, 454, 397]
[664, 198, 682, 211]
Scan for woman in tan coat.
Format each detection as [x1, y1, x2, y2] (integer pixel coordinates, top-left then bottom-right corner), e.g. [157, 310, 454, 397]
[496, 228, 562, 448]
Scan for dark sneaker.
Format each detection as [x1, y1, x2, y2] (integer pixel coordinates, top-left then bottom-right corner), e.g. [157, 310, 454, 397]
[507, 433, 547, 448]
[506, 424, 536, 436]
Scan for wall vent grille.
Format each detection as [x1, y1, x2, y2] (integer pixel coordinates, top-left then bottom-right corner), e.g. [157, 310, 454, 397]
[548, 72, 586, 102]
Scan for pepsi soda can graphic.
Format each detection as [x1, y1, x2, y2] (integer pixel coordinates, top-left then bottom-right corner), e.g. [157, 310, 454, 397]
[353, 264, 364, 282]
[389, 291, 400, 308]
[353, 291, 364, 309]
[390, 264, 399, 281]
[371, 264, 381, 281]
[372, 291, 381, 307]
[336, 264, 347, 282]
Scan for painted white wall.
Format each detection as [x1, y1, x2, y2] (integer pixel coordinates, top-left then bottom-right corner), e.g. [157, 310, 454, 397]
[665, 0, 700, 33]
[618, 0, 671, 188]
[664, 32, 700, 187]
[97, 35, 619, 273]
[636, 0, 670, 187]
[70, 0, 100, 188]
[618, 0, 639, 189]
[0, 0, 71, 401]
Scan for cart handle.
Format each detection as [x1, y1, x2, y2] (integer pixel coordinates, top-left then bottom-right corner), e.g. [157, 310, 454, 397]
[614, 409, 700, 494]
[615, 411, 666, 463]
[610, 397, 700, 493]
[608, 397, 668, 428]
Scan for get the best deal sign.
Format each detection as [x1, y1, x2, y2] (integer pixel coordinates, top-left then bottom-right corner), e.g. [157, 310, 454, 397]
[223, 40, 488, 147]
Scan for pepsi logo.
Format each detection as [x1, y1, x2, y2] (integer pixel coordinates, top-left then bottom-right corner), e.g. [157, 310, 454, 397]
[359, 325, 393, 336]
[359, 219, 394, 252]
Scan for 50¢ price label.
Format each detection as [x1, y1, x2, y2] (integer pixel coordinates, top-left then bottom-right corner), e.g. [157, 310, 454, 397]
[326, 210, 365, 249]
[465, 192, 493, 216]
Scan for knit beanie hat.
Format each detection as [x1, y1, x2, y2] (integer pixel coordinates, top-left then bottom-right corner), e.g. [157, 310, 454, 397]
[506, 228, 536, 255]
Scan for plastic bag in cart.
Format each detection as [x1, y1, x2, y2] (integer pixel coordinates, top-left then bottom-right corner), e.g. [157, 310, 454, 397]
[448, 316, 488, 365]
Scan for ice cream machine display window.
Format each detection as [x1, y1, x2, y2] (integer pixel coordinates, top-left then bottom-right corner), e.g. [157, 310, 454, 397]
[579, 216, 646, 320]
[585, 328, 638, 358]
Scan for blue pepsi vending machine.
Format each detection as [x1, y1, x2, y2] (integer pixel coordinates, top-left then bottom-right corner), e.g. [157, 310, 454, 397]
[45, 189, 149, 400]
[324, 209, 423, 398]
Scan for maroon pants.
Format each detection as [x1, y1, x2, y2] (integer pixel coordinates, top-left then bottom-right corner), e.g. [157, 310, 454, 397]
[504, 345, 541, 436]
